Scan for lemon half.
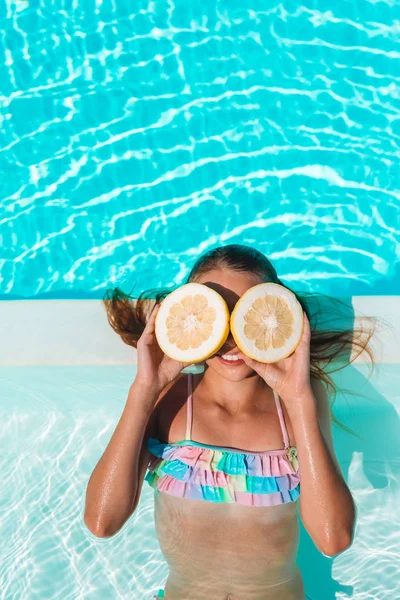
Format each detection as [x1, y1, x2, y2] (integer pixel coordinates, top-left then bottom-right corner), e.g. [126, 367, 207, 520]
[155, 283, 230, 363]
[230, 283, 304, 363]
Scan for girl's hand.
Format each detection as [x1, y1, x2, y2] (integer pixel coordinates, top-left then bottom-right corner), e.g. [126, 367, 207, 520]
[135, 304, 192, 396]
[238, 313, 312, 405]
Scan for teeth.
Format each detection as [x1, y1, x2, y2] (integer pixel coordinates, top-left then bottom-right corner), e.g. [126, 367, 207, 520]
[221, 354, 240, 361]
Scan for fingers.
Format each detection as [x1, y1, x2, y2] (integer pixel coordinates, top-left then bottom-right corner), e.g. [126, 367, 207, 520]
[138, 303, 160, 345]
[146, 303, 160, 333]
[238, 351, 277, 376]
[180, 360, 194, 368]
[300, 311, 311, 342]
[165, 356, 193, 370]
[237, 352, 257, 369]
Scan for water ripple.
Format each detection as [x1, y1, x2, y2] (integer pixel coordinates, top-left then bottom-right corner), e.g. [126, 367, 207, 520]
[0, 1, 399, 297]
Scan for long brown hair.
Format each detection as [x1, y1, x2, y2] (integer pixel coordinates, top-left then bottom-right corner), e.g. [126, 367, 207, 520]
[103, 244, 375, 435]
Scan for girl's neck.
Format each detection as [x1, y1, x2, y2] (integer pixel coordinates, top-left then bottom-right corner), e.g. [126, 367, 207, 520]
[195, 367, 273, 416]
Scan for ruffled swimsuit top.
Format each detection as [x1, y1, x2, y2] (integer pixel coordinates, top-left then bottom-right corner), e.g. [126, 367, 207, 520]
[145, 373, 300, 507]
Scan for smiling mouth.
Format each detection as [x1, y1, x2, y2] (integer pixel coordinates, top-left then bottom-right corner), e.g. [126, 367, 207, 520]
[210, 350, 245, 365]
[216, 352, 241, 361]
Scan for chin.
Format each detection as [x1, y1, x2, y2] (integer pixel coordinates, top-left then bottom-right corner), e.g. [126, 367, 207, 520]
[205, 357, 255, 382]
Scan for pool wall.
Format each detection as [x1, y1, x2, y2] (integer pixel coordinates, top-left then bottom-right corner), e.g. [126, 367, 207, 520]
[0, 296, 398, 365]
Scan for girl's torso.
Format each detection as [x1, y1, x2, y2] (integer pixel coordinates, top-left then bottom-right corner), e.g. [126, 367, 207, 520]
[147, 373, 305, 600]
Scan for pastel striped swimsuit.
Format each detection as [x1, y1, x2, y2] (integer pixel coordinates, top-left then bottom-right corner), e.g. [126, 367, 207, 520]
[145, 372, 300, 507]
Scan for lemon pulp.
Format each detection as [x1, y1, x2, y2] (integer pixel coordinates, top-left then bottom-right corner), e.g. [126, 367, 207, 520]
[155, 283, 230, 363]
[231, 283, 303, 363]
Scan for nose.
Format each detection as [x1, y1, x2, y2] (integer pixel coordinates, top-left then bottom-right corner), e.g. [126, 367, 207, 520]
[225, 330, 235, 345]
[219, 329, 237, 352]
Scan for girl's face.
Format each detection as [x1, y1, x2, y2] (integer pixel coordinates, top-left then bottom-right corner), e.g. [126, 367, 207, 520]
[195, 268, 262, 382]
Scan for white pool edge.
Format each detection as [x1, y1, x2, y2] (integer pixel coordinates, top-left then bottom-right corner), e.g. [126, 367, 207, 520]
[0, 297, 398, 365]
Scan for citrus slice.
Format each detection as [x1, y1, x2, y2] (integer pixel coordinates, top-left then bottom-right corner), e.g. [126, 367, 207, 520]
[155, 283, 230, 363]
[230, 283, 304, 363]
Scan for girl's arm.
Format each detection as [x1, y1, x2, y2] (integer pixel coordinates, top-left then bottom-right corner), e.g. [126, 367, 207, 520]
[83, 381, 159, 538]
[285, 377, 356, 557]
[84, 303, 190, 538]
[237, 314, 356, 557]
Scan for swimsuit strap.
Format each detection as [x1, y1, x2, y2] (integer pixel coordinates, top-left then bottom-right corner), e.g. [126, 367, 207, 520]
[185, 372, 194, 441]
[186, 372, 290, 449]
[273, 390, 290, 449]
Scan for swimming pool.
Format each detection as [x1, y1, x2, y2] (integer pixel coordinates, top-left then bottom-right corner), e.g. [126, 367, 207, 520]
[0, 363, 398, 599]
[1, 1, 399, 599]
[0, 1, 399, 299]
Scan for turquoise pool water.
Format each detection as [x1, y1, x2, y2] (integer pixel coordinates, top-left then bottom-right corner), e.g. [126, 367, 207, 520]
[0, 1, 399, 299]
[1, 364, 399, 599]
[1, 2, 399, 599]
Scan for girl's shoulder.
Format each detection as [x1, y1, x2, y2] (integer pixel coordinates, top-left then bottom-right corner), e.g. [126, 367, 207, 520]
[154, 373, 191, 437]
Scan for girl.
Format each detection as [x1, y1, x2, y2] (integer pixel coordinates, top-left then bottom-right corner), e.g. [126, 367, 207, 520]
[84, 244, 373, 600]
